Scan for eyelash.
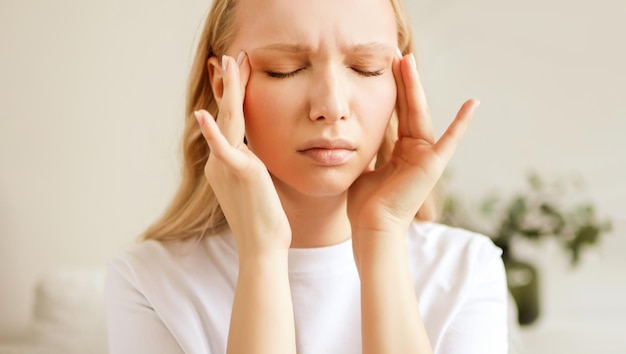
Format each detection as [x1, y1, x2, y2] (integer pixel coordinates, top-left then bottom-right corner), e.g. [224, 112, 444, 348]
[353, 68, 384, 77]
[267, 69, 303, 79]
[266, 68, 384, 79]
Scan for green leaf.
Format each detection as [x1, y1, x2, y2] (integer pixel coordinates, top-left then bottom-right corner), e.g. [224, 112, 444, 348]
[527, 172, 542, 191]
[576, 225, 600, 245]
[509, 197, 527, 219]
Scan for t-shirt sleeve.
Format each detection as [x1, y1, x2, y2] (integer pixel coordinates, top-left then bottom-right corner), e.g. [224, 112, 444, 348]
[436, 241, 509, 354]
[105, 259, 184, 354]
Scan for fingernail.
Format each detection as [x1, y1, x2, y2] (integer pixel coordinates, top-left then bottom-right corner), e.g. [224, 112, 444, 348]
[221, 55, 229, 72]
[409, 53, 417, 69]
[194, 110, 202, 125]
[396, 47, 403, 59]
[236, 51, 245, 66]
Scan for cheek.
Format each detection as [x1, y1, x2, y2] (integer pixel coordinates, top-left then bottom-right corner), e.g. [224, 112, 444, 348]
[244, 76, 279, 120]
[355, 77, 397, 133]
[242, 76, 300, 152]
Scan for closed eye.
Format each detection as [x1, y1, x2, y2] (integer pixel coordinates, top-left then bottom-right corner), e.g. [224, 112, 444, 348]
[352, 68, 384, 77]
[267, 68, 304, 79]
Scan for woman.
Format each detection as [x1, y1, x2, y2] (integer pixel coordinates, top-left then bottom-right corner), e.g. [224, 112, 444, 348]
[105, 0, 509, 353]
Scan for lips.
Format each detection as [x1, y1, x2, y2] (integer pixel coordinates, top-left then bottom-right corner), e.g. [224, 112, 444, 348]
[297, 139, 356, 165]
[297, 138, 356, 150]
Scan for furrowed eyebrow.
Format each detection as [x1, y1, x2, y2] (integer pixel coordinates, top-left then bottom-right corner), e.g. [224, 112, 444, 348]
[251, 43, 312, 54]
[347, 42, 395, 55]
[346, 43, 395, 67]
[250, 42, 394, 55]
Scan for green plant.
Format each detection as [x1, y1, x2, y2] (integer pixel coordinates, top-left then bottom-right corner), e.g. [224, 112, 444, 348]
[440, 172, 613, 266]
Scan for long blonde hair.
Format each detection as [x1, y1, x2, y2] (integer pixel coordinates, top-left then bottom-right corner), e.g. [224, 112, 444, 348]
[143, 0, 435, 242]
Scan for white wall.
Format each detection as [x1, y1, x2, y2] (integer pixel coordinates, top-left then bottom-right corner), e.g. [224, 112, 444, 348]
[0, 0, 209, 335]
[1, 0, 625, 349]
[409, 0, 625, 208]
[407, 0, 626, 352]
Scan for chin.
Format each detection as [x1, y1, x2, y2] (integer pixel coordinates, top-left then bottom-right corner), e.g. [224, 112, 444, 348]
[272, 170, 356, 199]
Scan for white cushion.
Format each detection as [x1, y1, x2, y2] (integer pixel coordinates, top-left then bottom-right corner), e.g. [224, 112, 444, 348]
[30, 267, 107, 354]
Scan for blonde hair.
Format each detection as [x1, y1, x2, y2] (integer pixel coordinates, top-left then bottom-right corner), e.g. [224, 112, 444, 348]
[143, 0, 435, 242]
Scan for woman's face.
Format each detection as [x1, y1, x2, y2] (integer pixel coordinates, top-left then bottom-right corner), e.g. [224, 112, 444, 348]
[229, 0, 398, 197]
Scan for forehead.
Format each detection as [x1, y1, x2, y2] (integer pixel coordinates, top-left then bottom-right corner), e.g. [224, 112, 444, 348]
[231, 0, 397, 52]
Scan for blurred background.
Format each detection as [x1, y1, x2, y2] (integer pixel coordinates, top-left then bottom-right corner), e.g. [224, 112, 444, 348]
[1, 0, 624, 352]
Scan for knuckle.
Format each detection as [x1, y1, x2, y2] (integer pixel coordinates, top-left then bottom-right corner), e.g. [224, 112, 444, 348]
[219, 110, 232, 122]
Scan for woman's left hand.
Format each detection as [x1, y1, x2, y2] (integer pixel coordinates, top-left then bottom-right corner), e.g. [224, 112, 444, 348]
[348, 52, 479, 242]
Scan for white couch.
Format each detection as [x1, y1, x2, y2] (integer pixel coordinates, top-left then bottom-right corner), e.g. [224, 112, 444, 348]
[0, 268, 108, 354]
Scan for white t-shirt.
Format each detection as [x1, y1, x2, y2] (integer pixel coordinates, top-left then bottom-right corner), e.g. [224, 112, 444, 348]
[106, 221, 508, 354]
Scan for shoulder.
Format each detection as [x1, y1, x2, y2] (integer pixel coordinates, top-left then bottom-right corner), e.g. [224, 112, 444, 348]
[105, 239, 190, 297]
[108, 239, 189, 275]
[405, 221, 505, 294]
[105, 234, 236, 354]
[106, 230, 237, 291]
[407, 220, 502, 263]
[406, 222, 509, 352]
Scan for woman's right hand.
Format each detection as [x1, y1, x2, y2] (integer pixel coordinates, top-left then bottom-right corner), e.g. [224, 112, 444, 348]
[196, 55, 296, 354]
[195, 53, 291, 258]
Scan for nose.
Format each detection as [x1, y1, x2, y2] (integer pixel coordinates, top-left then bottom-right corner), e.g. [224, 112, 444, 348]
[308, 68, 350, 123]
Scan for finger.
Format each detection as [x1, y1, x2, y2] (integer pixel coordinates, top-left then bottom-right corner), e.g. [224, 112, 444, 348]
[401, 53, 435, 143]
[393, 50, 409, 138]
[217, 54, 245, 146]
[237, 51, 251, 95]
[195, 109, 248, 171]
[433, 99, 479, 164]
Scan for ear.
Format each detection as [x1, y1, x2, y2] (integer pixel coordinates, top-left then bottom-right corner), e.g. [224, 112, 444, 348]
[207, 56, 224, 106]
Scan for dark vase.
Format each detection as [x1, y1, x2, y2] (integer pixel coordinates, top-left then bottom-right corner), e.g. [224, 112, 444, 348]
[498, 243, 541, 325]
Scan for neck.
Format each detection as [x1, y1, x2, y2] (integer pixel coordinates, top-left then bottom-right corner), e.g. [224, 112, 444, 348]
[274, 181, 352, 249]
